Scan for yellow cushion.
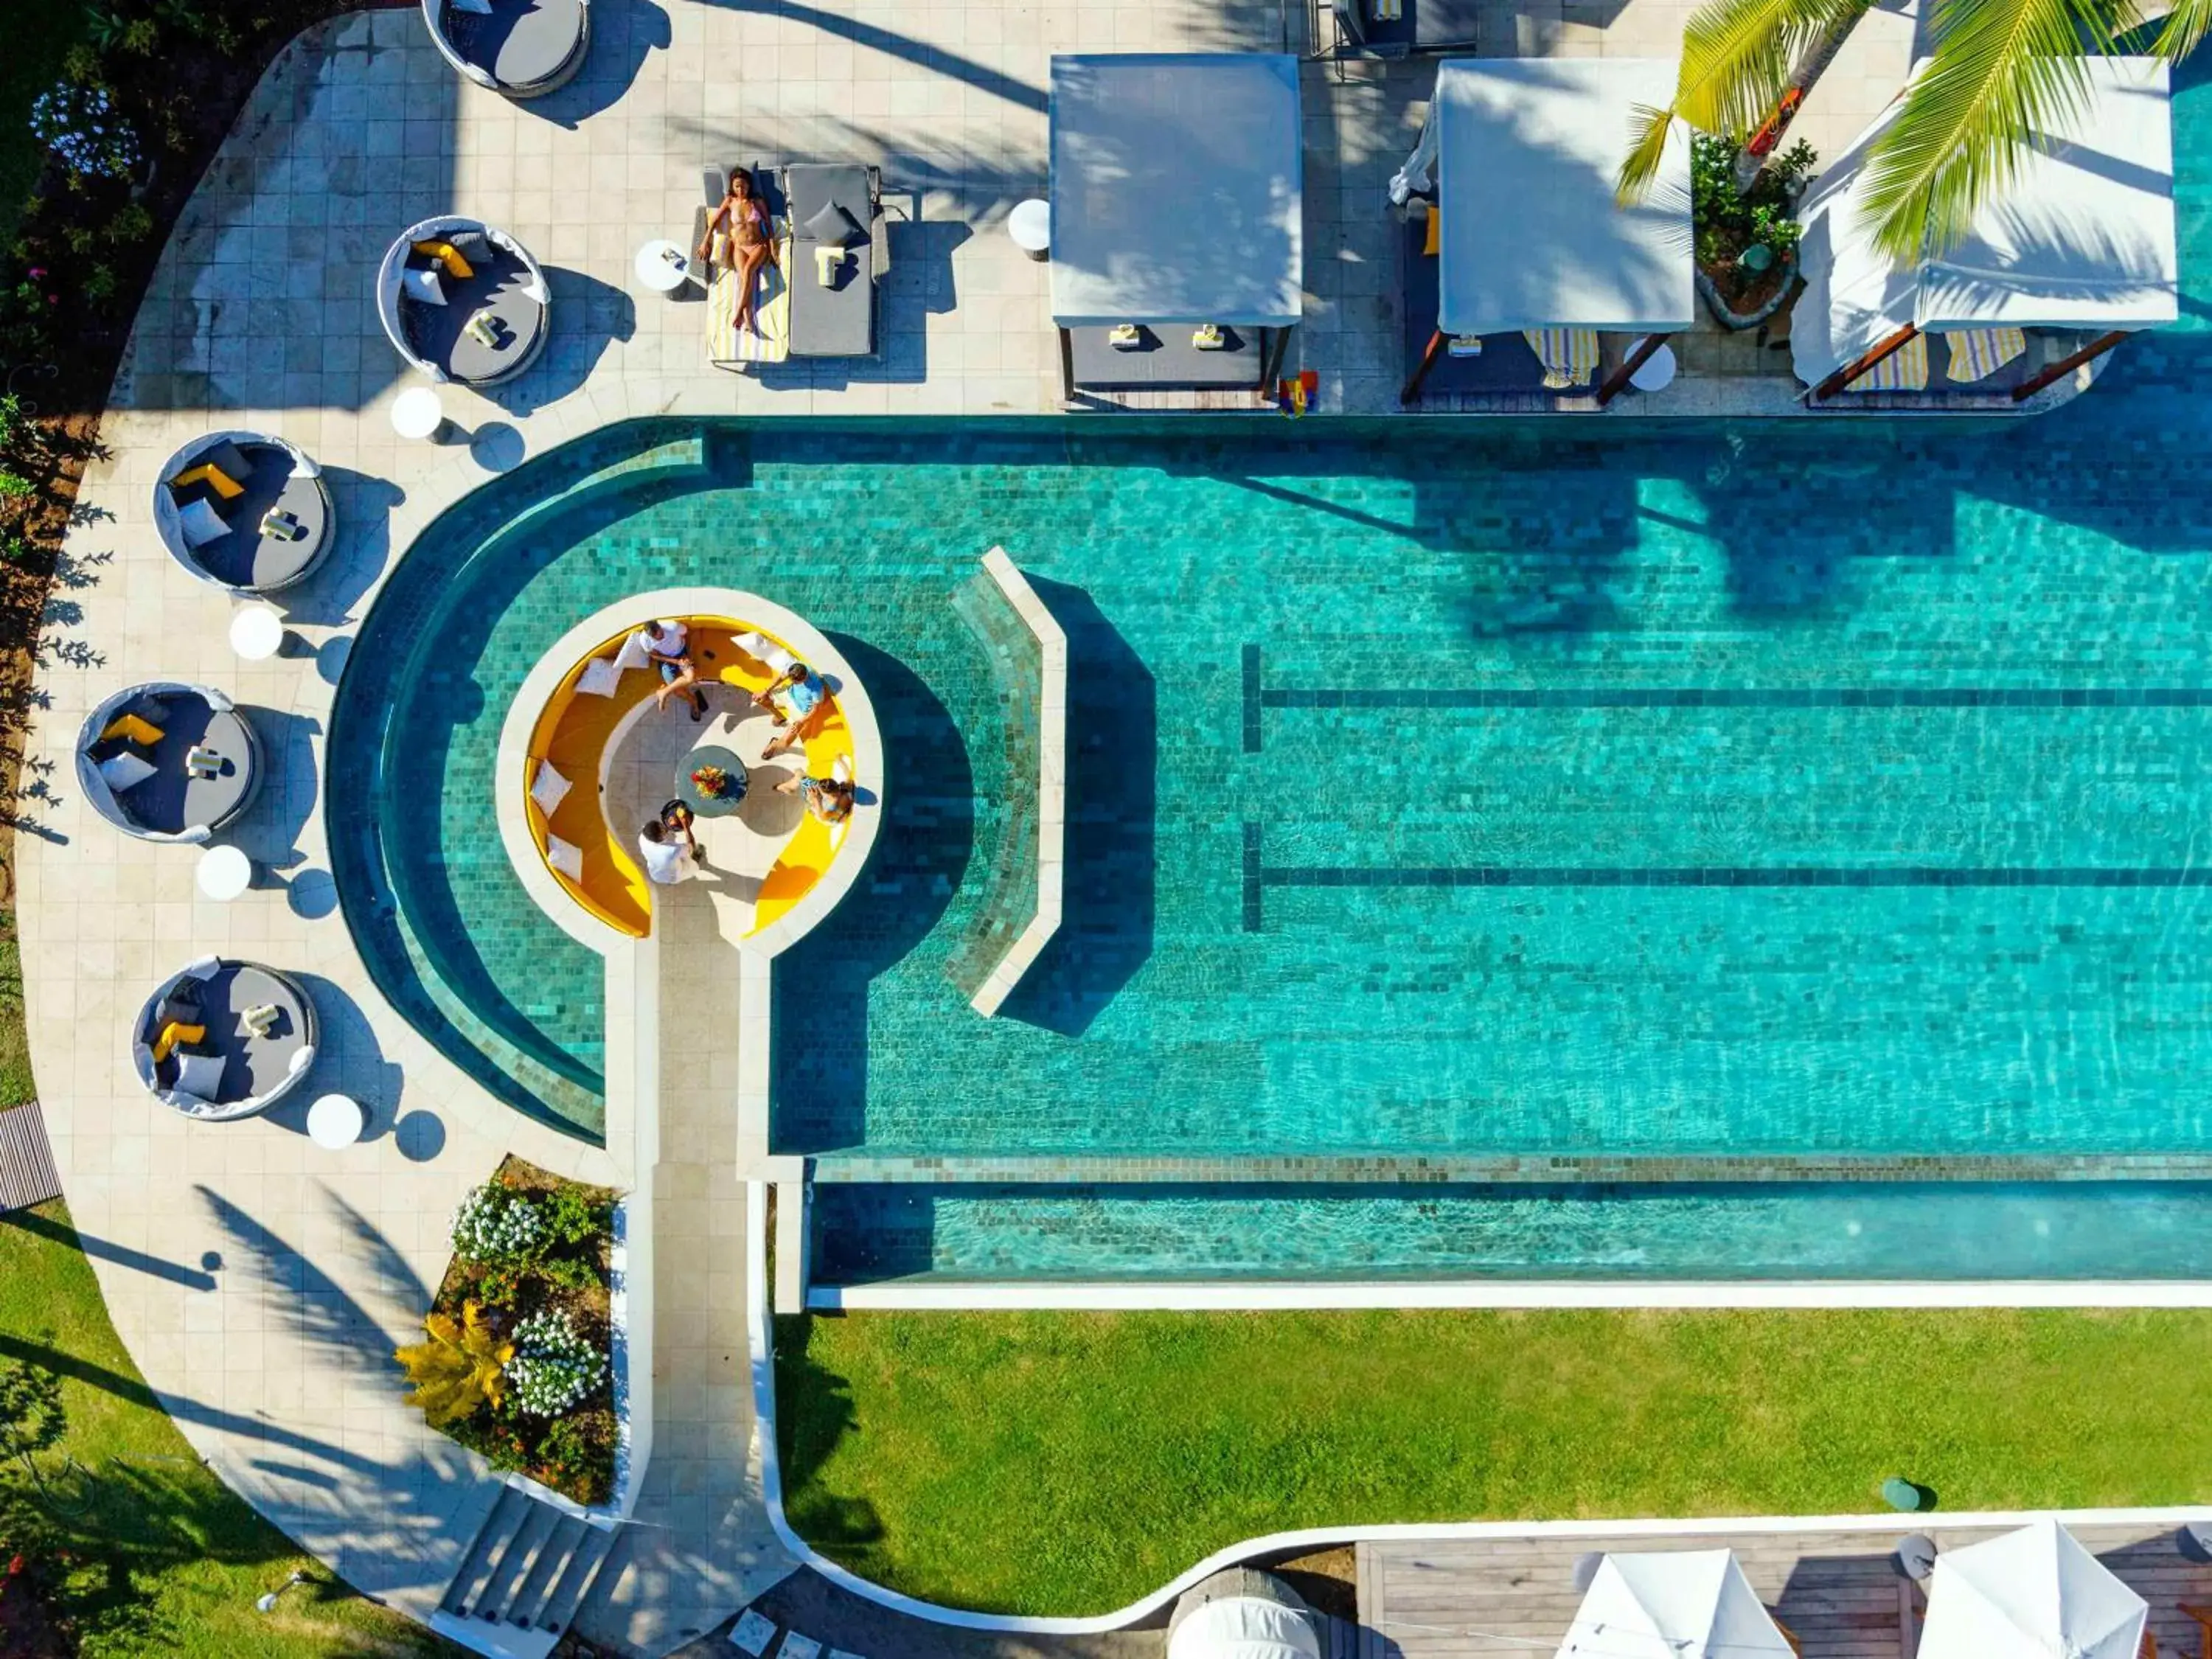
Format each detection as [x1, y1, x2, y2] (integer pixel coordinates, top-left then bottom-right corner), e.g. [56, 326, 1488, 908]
[412, 239, 475, 279]
[100, 713, 164, 747]
[152, 1021, 206, 1065]
[170, 462, 243, 500]
[1423, 205, 1440, 258]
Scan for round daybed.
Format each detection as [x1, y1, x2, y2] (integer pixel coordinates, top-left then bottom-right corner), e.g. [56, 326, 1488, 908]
[1166, 1570, 1322, 1659]
[133, 957, 319, 1123]
[421, 0, 590, 97]
[378, 218, 551, 386]
[153, 431, 333, 594]
[77, 683, 262, 844]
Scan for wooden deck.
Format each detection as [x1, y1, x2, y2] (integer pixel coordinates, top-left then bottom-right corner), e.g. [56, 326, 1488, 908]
[1357, 1521, 2212, 1659]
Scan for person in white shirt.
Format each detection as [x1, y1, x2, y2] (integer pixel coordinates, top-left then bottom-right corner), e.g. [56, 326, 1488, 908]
[636, 619, 707, 720]
[636, 807, 699, 885]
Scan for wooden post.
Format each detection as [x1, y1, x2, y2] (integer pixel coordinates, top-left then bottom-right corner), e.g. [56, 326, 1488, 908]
[1596, 333, 1671, 407]
[1057, 327, 1077, 402]
[1400, 328, 1447, 405]
[2011, 330, 2128, 403]
[1813, 322, 1917, 400]
[1258, 326, 1294, 392]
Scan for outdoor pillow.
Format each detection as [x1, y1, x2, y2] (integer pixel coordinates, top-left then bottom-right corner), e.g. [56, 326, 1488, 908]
[411, 238, 476, 280]
[128, 693, 173, 728]
[402, 265, 448, 307]
[1423, 204, 1439, 257]
[451, 0, 494, 15]
[156, 989, 203, 1029]
[545, 835, 584, 882]
[574, 657, 622, 697]
[150, 1020, 206, 1065]
[177, 495, 231, 549]
[802, 201, 863, 248]
[532, 760, 572, 815]
[448, 229, 491, 260]
[97, 747, 158, 793]
[170, 460, 245, 500]
[172, 1049, 226, 1102]
[101, 712, 165, 748]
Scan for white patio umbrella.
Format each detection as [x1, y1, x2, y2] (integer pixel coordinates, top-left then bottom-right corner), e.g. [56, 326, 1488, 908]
[1554, 1549, 1798, 1659]
[1918, 1519, 2148, 1659]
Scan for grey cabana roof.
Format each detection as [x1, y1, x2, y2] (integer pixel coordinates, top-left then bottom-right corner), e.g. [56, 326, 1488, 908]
[1049, 53, 1303, 328]
[1430, 58, 1694, 336]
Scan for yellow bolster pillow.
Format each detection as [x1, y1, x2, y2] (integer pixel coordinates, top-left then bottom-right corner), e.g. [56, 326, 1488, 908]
[153, 1021, 206, 1065]
[412, 239, 475, 279]
[171, 462, 243, 500]
[101, 713, 164, 747]
[1423, 205, 1440, 258]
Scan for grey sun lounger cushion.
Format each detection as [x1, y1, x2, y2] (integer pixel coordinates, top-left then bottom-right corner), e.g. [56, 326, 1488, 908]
[143, 963, 312, 1109]
[784, 163, 880, 358]
[1068, 324, 1266, 389]
[445, 0, 587, 89]
[401, 246, 548, 383]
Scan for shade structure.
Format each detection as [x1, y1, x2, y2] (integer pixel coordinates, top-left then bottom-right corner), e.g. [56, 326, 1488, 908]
[1918, 1520, 2147, 1659]
[1048, 53, 1303, 328]
[1792, 56, 2177, 386]
[1167, 1593, 1322, 1659]
[1554, 1549, 1797, 1659]
[1425, 58, 1694, 338]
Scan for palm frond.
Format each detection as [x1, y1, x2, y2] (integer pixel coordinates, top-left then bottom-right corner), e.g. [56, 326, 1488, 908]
[1616, 0, 1874, 199]
[2153, 0, 2212, 60]
[1857, 0, 2126, 262]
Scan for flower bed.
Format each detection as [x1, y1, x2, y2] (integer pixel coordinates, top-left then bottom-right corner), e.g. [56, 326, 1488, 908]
[1691, 134, 1817, 327]
[400, 1159, 622, 1508]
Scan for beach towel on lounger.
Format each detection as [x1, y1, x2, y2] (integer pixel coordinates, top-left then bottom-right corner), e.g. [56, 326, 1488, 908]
[1523, 327, 1600, 390]
[1854, 332, 1929, 392]
[1943, 327, 2026, 384]
[707, 233, 792, 369]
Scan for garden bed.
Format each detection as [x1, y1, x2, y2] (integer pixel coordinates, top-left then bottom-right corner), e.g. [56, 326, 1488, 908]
[1692, 135, 1815, 330]
[414, 1159, 622, 1509]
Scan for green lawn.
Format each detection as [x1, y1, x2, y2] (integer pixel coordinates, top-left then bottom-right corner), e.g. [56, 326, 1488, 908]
[0, 0, 82, 249]
[0, 1199, 455, 1657]
[776, 1307, 2212, 1616]
[0, 915, 39, 1105]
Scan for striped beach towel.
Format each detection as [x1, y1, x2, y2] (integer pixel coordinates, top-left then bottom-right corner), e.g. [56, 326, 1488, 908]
[1523, 327, 1600, 390]
[706, 233, 792, 369]
[1854, 332, 1929, 392]
[1943, 327, 2027, 384]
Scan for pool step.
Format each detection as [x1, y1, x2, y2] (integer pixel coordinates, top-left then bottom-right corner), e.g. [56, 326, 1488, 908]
[434, 1485, 619, 1659]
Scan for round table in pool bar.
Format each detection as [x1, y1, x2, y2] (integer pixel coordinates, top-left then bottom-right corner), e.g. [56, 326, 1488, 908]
[307, 1093, 366, 1150]
[674, 745, 749, 818]
[196, 844, 254, 902]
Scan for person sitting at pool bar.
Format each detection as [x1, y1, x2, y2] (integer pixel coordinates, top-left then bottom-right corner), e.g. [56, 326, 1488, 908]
[637, 805, 698, 885]
[636, 619, 708, 721]
[776, 768, 854, 825]
[754, 660, 828, 759]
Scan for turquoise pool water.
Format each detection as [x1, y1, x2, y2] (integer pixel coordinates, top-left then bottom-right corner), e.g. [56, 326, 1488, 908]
[324, 61, 2212, 1274]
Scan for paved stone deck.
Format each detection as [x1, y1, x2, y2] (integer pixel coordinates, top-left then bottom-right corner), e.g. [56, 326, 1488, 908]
[17, 0, 1926, 1651]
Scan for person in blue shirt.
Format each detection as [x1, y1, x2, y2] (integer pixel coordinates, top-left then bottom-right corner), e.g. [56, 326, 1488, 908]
[754, 661, 829, 760]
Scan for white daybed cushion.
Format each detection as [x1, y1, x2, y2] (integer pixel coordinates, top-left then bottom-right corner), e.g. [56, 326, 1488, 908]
[575, 658, 622, 697]
[177, 496, 230, 548]
[99, 749, 158, 793]
[546, 835, 584, 881]
[173, 1050, 226, 1101]
[532, 760, 572, 815]
[402, 266, 448, 306]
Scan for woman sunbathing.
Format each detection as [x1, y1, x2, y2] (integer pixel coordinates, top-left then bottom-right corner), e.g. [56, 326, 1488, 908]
[698, 167, 777, 336]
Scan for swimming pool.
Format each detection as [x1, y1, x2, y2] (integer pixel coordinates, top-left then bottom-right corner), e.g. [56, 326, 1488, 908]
[324, 63, 2212, 1271]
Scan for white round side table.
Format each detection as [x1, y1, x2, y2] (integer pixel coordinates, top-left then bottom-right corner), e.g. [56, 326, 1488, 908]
[307, 1093, 366, 1150]
[392, 385, 449, 442]
[196, 844, 254, 902]
[229, 605, 285, 661]
[634, 237, 700, 295]
[1630, 341, 1679, 394]
[1009, 198, 1051, 262]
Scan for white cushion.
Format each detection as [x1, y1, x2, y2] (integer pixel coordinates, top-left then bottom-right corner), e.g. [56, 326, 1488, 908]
[734, 630, 796, 675]
[173, 1049, 226, 1099]
[531, 760, 572, 815]
[546, 835, 584, 881]
[574, 658, 621, 697]
[402, 266, 448, 306]
[451, 0, 493, 13]
[99, 749, 158, 793]
[613, 632, 653, 672]
[176, 495, 230, 549]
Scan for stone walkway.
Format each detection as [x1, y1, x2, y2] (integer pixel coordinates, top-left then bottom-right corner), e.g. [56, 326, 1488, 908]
[15, 0, 1928, 1652]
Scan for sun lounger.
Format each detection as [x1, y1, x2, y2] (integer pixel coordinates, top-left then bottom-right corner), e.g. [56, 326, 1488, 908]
[780, 162, 888, 359]
[1854, 331, 1930, 392]
[1523, 327, 1601, 389]
[1324, 0, 1482, 56]
[1942, 326, 2027, 383]
[707, 234, 793, 369]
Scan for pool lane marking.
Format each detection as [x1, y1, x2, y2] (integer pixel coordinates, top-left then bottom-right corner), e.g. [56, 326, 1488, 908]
[1237, 822, 2212, 930]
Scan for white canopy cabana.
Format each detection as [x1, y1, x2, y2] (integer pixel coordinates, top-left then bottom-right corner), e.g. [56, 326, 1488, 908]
[1416, 57, 1694, 338]
[1166, 1571, 1322, 1659]
[1792, 56, 2177, 394]
[1048, 52, 1302, 329]
[1554, 1549, 1798, 1659]
[1918, 1520, 2149, 1659]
